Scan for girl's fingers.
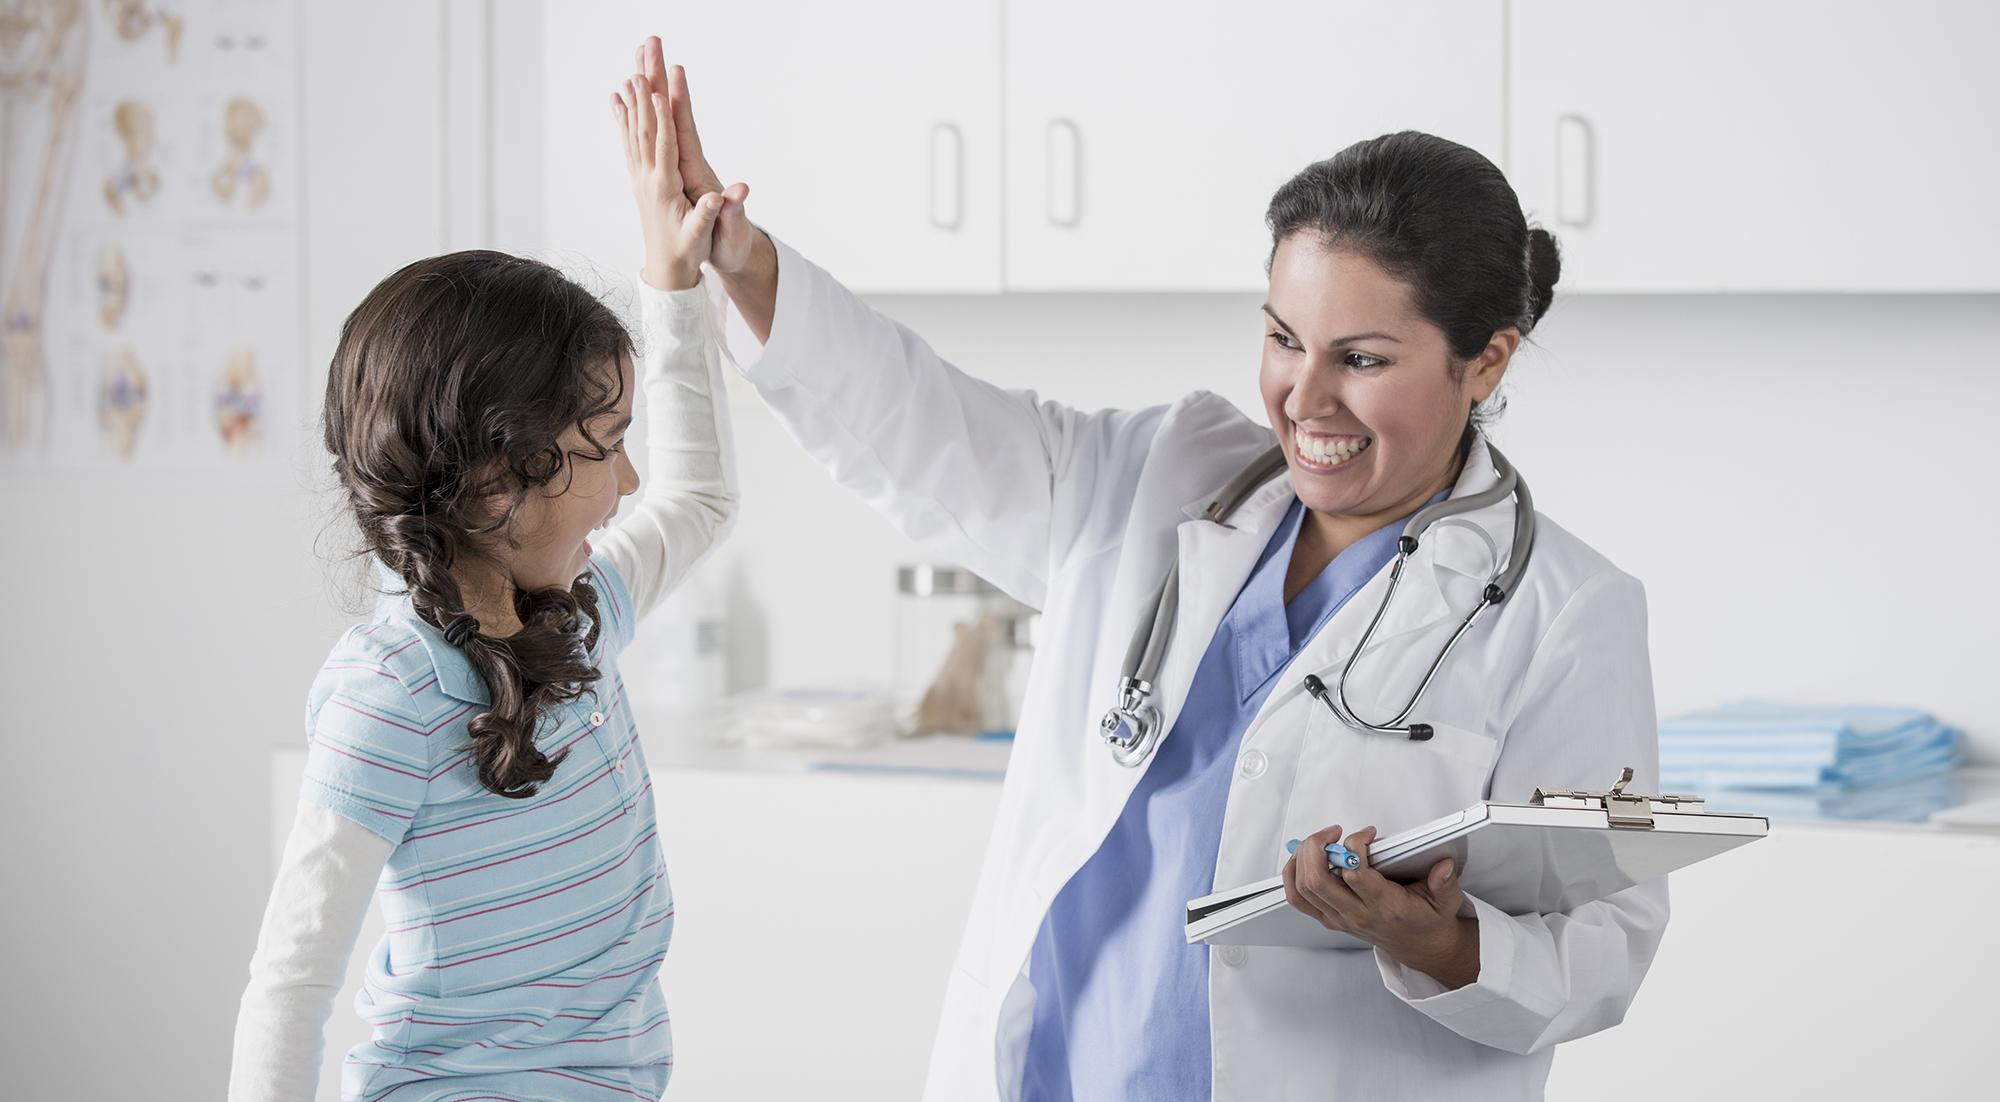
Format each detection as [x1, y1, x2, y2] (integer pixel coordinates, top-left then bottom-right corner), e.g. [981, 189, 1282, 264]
[617, 88, 634, 169]
[631, 76, 655, 164]
[652, 92, 677, 183]
[609, 94, 630, 164]
[620, 80, 644, 166]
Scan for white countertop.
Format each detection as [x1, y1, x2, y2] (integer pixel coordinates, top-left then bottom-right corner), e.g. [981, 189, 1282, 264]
[635, 703, 2000, 831]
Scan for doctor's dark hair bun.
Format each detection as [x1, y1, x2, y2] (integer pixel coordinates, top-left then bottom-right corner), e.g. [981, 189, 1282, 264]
[1266, 131, 1560, 361]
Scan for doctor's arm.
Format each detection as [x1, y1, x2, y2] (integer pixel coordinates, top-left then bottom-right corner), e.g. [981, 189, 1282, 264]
[1374, 569, 1670, 1055]
[642, 45, 1155, 606]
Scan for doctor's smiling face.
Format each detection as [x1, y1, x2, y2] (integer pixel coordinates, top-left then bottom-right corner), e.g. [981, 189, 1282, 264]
[1260, 235, 1513, 535]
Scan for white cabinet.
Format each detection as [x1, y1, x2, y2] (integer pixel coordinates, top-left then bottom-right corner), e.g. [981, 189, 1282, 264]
[1004, 0, 1505, 291]
[542, 1, 1002, 293]
[1510, 0, 2000, 292]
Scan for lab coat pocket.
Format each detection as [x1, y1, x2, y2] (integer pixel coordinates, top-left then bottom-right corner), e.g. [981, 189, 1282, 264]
[1281, 704, 1498, 859]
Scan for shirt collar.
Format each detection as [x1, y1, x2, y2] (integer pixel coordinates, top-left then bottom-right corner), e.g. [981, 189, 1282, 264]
[372, 560, 492, 706]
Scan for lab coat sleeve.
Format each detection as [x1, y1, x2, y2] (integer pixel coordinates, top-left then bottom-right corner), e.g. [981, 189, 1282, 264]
[1372, 568, 1671, 1055]
[228, 800, 393, 1102]
[722, 237, 1159, 609]
[593, 273, 739, 621]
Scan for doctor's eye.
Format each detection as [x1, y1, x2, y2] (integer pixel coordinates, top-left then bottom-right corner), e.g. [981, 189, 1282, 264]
[1267, 329, 1301, 351]
[1342, 350, 1387, 371]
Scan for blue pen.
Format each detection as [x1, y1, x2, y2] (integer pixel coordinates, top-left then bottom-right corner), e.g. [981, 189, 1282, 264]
[1286, 838, 1362, 870]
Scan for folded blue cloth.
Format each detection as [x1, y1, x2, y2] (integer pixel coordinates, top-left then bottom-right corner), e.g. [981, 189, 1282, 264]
[1697, 773, 1961, 823]
[1658, 700, 1962, 792]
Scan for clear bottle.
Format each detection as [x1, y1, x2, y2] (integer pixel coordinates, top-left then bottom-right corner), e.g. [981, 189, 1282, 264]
[625, 567, 729, 743]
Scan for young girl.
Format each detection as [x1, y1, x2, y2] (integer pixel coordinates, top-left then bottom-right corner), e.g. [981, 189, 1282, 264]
[228, 63, 742, 1101]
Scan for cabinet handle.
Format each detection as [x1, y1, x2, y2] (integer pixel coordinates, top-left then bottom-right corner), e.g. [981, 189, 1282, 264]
[929, 122, 963, 231]
[1046, 118, 1081, 227]
[1555, 114, 1594, 228]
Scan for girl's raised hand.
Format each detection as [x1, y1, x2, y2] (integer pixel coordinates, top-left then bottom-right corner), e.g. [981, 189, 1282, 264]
[632, 38, 757, 276]
[612, 69, 720, 291]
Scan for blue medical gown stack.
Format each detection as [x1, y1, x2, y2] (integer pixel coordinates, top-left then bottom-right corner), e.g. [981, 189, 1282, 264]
[1658, 701, 1964, 820]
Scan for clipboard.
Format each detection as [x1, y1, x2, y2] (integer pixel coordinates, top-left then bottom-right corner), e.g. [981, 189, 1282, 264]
[1186, 771, 1768, 950]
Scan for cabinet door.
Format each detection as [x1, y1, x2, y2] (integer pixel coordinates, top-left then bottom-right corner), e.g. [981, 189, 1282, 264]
[1005, 0, 1504, 292]
[544, 0, 1001, 293]
[1510, 1, 2000, 292]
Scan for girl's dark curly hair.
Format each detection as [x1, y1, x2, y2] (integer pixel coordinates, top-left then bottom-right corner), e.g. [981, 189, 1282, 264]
[323, 250, 632, 798]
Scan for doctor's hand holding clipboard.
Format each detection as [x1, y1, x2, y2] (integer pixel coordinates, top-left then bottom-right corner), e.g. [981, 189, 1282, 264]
[1282, 823, 1479, 988]
[643, 34, 1662, 1102]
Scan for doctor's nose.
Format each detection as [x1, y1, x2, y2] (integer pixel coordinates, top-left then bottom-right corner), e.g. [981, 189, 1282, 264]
[1285, 377, 1346, 425]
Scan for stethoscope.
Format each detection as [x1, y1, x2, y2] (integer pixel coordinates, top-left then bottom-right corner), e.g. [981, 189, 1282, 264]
[1097, 440, 1536, 767]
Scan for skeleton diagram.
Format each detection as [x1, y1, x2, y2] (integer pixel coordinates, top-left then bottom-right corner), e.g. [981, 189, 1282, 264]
[214, 344, 258, 453]
[95, 239, 123, 327]
[210, 96, 267, 208]
[101, 97, 157, 213]
[0, 0, 87, 455]
[98, 342, 142, 457]
[103, 0, 179, 63]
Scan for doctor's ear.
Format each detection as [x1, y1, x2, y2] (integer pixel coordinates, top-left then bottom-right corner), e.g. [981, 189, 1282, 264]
[1463, 328, 1520, 404]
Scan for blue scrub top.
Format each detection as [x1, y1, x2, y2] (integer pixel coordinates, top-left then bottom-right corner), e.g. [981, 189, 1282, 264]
[1021, 494, 1436, 1102]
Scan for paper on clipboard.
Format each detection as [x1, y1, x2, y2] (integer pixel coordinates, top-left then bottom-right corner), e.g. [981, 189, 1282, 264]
[1186, 793, 1768, 950]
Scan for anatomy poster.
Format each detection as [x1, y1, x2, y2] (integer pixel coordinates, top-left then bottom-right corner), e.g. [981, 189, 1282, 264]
[1, 0, 301, 472]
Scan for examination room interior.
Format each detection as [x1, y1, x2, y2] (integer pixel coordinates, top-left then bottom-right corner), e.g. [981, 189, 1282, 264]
[1, 1, 1995, 1099]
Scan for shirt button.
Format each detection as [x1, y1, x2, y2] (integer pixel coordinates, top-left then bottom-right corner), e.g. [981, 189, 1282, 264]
[1237, 749, 1268, 780]
[1218, 945, 1248, 968]
[614, 758, 628, 774]
[590, 711, 606, 726]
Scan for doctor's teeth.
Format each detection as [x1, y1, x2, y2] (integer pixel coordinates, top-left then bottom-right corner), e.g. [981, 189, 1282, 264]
[1295, 431, 1369, 465]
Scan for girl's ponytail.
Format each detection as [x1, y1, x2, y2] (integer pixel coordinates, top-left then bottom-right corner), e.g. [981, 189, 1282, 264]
[325, 251, 630, 799]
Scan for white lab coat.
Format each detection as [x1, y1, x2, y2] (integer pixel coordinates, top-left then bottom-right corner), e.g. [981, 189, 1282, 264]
[729, 239, 1668, 1102]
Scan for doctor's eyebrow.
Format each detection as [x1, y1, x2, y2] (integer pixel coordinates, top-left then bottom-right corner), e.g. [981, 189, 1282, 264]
[1260, 305, 1400, 347]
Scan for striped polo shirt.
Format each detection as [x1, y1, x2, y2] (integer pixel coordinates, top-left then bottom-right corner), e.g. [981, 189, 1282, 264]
[301, 555, 672, 1101]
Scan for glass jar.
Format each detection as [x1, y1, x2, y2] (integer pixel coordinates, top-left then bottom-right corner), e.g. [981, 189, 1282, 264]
[894, 564, 1035, 736]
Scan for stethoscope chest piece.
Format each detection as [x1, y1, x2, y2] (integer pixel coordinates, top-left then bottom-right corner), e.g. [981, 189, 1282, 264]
[1099, 676, 1163, 767]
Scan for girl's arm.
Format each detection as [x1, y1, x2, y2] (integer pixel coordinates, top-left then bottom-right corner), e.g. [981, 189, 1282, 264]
[590, 56, 739, 620]
[228, 801, 393, 1102]
[591, 278, 737, 621]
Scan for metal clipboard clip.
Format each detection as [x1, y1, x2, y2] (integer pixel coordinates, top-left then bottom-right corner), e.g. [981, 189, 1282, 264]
[1530, 767, 1706, 829]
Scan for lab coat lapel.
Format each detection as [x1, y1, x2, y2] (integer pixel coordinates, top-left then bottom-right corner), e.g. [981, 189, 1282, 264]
[1152, 477, 1297, 743]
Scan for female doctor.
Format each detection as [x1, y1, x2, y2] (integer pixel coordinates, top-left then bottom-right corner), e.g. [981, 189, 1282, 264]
[632, 40, 1664, 1102]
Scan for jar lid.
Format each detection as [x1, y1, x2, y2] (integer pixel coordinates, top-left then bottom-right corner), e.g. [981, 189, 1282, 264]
[898, 563, 999, 597]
